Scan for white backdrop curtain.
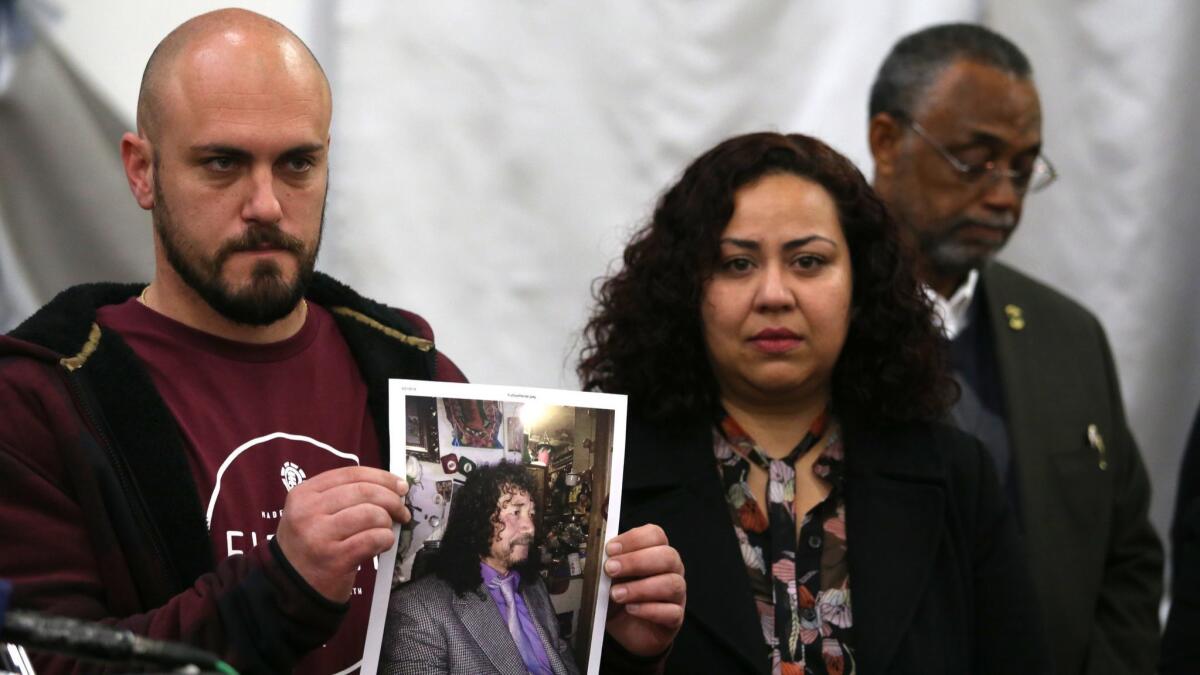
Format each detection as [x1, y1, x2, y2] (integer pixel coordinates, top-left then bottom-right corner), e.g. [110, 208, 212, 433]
[988, 1, 1200, 539]
[2, 0, 1196, 552]
[0, 15, 153, 330]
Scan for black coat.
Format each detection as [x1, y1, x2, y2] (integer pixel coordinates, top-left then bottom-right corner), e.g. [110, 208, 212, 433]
[1161, 403, 1200, 674]
[978, 262, 1161, 675]
[618, 416, 1052, 674]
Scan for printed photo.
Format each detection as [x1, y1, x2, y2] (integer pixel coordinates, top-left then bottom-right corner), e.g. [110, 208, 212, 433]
[361, 380, 627, 675]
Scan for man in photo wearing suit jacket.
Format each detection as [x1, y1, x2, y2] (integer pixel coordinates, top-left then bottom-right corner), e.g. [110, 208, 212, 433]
[382, 462, 596, 674]
[867, 23, 1163, 675]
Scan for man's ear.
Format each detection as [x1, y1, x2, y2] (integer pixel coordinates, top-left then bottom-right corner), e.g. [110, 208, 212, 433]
[868, 112, 903, 181]
[120, 132, 156, 210]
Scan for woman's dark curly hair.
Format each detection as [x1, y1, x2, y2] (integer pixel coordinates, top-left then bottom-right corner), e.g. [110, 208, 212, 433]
[578, 132, 955, 428]
[436, 461, 542, 595]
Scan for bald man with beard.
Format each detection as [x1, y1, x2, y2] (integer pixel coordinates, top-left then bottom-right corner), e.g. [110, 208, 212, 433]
[0, 10, 462, 674]
[0, 10, 685, 674]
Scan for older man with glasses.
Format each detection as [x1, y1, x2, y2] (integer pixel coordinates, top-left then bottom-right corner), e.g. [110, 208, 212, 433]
[867, 23, 1162, 675]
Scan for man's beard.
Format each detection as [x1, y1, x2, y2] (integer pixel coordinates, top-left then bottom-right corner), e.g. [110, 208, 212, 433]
[494, 533, 535, 568]
[919, 213, 1017, 280]
[152, 179, 322, 326]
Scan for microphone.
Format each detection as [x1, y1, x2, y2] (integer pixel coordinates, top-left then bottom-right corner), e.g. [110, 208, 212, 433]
[0, 580, 236, 673]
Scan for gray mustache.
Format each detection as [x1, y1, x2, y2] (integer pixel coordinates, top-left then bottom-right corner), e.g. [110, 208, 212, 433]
[951, 215, 1016, 233]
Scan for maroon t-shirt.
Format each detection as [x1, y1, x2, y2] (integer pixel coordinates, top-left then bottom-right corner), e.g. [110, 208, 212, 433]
[98, 298, 382, 675]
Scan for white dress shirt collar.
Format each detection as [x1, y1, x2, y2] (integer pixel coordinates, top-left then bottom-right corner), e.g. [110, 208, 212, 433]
[924, 268, 979, 340]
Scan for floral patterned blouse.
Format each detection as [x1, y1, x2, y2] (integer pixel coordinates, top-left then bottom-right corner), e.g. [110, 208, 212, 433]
[714, 411, 854, 675]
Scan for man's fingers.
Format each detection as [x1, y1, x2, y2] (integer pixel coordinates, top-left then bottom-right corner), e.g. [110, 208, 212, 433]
[619, 602, 685, 628]
[325, 502, 397, 539]
[610, 572, 685, 606]
[274, 467, 408, 604]
[297, 464, 406, 495]
[604, 544, 683, 579]
[291, 522, 396, 573]
[395, 502, 412, 525]
[605, 523, 667, 556]
[337, 527, 397, 563]
[299, 479, 408, 523]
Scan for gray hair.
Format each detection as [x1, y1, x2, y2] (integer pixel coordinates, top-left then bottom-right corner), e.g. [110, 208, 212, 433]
[869, 23, 1032, 120]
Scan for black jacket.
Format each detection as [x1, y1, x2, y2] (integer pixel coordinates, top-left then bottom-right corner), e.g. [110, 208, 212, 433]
[1161, 404, 1200, 674]
[618, 415, 1052, 674]
[979, 262, 1161, 675]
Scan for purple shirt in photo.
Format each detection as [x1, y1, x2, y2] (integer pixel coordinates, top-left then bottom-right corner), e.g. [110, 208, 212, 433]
[480, 562, 555, 675]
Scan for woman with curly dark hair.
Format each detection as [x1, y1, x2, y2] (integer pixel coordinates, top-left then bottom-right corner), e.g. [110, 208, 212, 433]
[581, 132, 1048, 674]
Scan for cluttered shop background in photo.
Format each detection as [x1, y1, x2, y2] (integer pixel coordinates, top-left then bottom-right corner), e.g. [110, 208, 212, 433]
[397, 395, 614, 666]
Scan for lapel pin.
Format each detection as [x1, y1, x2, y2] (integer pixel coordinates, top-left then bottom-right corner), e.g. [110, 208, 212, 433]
[1087, 424, 1107, 470]
[1004, 304, 1025, 331]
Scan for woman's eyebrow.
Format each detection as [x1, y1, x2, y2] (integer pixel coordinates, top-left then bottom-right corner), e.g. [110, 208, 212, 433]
[719, 236, 835, 250]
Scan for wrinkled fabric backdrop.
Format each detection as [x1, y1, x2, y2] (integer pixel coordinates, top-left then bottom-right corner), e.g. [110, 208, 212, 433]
[2, 1, 1197, 585]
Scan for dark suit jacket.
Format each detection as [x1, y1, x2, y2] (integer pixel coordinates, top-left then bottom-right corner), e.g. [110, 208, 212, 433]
[381, 572, 580, 675]
[980, 262, 1163, 675]
[619, 414, 1052, 674]
[1161, 402, 1200, 673]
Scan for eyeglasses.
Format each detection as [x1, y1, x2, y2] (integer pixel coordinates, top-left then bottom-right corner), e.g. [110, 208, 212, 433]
[903, 118, 1057, 194]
